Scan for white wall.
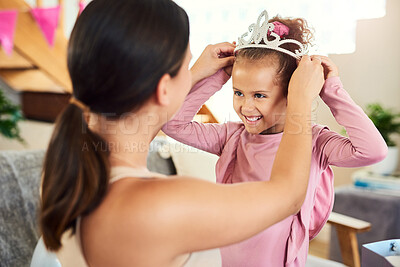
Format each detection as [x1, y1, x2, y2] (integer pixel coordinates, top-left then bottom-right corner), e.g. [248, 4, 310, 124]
[318, 0, 400, 185]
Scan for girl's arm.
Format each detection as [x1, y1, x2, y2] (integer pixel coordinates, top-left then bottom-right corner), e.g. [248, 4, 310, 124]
[313, 56, 387, 167]
[162, 44, 236, 156]
[137, 56, 325, 255]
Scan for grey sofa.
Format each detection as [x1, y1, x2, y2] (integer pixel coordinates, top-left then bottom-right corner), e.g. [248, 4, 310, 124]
[0, 138, 175, 267]
[0, 150, 44, 267]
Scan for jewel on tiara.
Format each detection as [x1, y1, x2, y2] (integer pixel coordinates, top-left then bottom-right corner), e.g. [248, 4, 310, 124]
[234, 10, 308, 59]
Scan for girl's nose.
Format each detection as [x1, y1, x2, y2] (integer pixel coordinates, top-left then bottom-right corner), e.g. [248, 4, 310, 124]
[241, 99, 256, 113]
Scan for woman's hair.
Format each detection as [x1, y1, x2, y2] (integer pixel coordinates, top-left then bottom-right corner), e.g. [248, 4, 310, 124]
[40, 0, 189, 251]
[235, 16, 313, 97]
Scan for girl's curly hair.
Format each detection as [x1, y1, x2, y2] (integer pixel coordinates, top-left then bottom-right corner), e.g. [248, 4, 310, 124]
[235, 16, 314, 97]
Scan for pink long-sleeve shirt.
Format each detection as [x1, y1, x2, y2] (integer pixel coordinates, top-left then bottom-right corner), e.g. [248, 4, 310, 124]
[162, 70, 387, 267]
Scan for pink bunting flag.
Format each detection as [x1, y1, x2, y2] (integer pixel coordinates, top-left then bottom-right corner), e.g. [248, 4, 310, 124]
[30, 6, 60, 47]
[79, 1, 86, 15]
[0, 10, 18, 55]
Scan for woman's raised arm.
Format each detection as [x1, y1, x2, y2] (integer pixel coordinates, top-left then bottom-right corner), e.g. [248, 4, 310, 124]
[129, 55, 325, 255]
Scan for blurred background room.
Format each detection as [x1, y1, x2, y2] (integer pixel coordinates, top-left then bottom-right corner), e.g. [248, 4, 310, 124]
[0, 0, 399, 266]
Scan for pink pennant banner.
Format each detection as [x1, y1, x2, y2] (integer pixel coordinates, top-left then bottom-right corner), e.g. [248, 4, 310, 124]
[0, 10, 18, 55]
[30, 6, 60, 47]
[79, 1, 86, 15]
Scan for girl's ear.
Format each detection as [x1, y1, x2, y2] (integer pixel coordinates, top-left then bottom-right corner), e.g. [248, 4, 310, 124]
[155, 73, 171, 106]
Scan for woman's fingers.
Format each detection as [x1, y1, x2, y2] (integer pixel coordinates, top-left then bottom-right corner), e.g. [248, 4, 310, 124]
[190, 42, 236, 85]
[216, 47, 235, 57]
[300, 55, 311, 62]
[290, 54, 324, 100]
[212, 43, 235, 72]
[310, 55, 339, 78]
[219, 55, 235, 68]
[215, 41, 236, 48]
[213, 42, 236, 57]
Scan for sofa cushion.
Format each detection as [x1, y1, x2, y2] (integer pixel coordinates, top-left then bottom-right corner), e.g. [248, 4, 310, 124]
[159, 137, 218, 183]
[148, 137, 177, 175]
[0, 150, 44, 267]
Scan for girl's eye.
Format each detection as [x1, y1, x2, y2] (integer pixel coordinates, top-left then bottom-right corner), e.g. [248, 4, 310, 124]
[254, 93, 266, 99]
[234, 91, 243, 97]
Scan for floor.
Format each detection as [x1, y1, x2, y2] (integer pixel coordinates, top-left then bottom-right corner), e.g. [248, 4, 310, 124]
[0, 119, 54, 150]
[309, 224, 332, 260]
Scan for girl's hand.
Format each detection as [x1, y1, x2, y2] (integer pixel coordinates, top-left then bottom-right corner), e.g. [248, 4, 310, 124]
[311, 55, 339, 79]
[190, 42, 235, 86]
[288, 55, 324, 102]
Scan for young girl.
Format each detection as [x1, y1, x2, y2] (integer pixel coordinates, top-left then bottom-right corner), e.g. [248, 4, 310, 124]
[162, 10, 387, 267]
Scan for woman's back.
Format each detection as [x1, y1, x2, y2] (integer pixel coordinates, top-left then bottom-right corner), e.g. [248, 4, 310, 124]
[59, 167, 221, 267]
[82, 168, 188, 267]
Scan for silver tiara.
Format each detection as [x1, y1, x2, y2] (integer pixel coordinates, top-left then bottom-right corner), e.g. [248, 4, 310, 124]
[234, 10, 308, 59]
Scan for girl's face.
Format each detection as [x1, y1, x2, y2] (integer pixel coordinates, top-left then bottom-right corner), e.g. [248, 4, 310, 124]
[232, 58, 287, 134]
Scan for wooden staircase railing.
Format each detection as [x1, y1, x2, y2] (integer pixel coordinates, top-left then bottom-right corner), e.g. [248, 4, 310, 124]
[0, 0, 71, 93]
[0, 0, 218, 124]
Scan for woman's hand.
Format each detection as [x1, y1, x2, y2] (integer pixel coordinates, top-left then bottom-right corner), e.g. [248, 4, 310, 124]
[288, 55, 325, 103]
[310, 55, 339, 79]
[190, 42, 235, 87]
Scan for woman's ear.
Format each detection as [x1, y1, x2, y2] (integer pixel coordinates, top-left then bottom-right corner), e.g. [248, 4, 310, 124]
[155, 73, 171, 106]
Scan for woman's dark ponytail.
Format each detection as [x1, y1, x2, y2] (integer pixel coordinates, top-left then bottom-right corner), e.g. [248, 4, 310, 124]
[40, 103, 109, 250]
[39, 0, 189, 251]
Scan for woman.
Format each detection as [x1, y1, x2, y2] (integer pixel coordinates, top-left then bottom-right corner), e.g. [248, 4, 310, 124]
[40, 0, 324, 266]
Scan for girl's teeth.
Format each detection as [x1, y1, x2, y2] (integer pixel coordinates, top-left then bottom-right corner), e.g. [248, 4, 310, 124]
[246, 116, 262, 121]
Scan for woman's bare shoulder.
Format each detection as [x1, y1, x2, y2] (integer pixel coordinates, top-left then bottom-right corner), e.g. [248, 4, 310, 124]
[84, 175, 211, 235]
